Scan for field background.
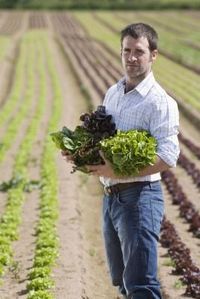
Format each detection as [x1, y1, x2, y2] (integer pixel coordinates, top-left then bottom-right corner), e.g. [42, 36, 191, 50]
[0, 3, 200, 299]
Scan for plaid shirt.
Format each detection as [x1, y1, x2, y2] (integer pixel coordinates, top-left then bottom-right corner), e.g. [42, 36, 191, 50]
[100, 72, 180, 187]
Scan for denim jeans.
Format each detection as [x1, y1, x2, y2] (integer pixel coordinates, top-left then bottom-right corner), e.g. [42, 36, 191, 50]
[102, 181, 164, 299]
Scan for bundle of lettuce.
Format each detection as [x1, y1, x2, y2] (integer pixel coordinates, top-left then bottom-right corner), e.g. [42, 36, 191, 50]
[100, 130, 157, 176]
[50, 105, 116, 173]
[50, 105, 157, 175]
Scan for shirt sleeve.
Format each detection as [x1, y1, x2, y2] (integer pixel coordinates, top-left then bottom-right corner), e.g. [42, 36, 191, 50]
[149, 95, 180, 167]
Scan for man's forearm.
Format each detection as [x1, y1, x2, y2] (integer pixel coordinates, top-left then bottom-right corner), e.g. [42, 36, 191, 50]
[85, 155, 171, 179]
[136, 155, 170, 177]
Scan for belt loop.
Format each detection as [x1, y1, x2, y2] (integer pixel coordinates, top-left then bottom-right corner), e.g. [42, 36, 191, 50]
[148, 181, 152, 190]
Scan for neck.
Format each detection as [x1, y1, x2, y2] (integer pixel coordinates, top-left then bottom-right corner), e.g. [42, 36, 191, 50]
[125, 82, 135, 93]
[125, 71, 151, 93]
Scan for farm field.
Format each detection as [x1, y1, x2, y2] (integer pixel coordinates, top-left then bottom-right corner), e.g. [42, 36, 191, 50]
[0, 9, 200, 299]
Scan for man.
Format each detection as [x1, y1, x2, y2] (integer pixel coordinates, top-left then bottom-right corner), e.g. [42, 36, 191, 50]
[64, 23, 180, 299]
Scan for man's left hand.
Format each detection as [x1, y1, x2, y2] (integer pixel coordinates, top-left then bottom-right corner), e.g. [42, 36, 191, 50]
[86, 152, 118, 179]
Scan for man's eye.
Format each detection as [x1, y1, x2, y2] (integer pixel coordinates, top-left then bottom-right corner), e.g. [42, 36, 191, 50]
[123, 49, 129, 53]
[136, 50, 144, 55]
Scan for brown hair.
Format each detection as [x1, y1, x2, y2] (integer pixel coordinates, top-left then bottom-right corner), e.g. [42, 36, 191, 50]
[121, 23, 158, 51]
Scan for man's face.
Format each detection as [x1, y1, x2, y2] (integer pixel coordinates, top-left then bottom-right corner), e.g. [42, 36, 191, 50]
[121, 35, 157, 81]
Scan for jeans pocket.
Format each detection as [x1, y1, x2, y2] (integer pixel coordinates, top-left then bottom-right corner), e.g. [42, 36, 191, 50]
[116, 187, 142, 207]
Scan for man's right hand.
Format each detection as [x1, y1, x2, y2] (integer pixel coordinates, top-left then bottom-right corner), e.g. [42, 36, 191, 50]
[61, 150, 74, 163]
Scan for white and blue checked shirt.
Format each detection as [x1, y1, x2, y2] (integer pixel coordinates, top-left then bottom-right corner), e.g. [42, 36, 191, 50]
[100, 72, 180, 187]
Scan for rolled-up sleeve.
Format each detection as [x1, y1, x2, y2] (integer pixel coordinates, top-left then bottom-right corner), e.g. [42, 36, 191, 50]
[150, 96, 180, 167]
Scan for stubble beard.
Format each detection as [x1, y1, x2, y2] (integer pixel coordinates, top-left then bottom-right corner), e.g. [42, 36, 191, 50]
[126, 67, 147, 86]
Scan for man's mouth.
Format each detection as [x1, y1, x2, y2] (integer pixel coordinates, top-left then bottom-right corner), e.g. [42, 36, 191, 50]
[127, 64, 138, 67]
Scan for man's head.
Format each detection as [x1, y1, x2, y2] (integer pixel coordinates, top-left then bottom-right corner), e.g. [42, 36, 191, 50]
[120, 23, 158, 51]
[120, 23, 158, 86]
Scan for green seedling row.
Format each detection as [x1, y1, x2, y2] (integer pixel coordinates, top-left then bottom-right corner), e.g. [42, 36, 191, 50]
[0, 31, 48, 278]
[0, 36, 10, 62]
[26, 33, 62, 299]
[0, 40, 28, 128]
[154, 60, 200, 110]
[0, 39, 36, 164]
[73, 12, 120, 52]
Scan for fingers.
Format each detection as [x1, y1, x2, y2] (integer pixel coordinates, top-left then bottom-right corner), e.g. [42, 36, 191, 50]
[61, 150, 74, 164]
[99, 150, 105, 160]
[85, 165, 101, 176]
[61, 150, 69, 156]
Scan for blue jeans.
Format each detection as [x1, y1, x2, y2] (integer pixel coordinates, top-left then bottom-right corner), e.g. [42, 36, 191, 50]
[102, 181, 164, 299]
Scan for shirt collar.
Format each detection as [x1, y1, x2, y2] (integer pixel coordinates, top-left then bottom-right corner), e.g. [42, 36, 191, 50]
[117, 72, 155, 97]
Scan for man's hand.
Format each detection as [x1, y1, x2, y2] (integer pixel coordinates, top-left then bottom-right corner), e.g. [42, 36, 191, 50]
[61, 150, 74, 164]
[85, 152, 119, 179]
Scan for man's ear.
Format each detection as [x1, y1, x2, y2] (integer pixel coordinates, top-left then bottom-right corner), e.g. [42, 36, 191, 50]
[151, 49, 158, 62]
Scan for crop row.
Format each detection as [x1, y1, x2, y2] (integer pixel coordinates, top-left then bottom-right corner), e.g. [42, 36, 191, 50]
[26, 34, 62, 299]
[178, 152, 200, 189]
[0, 38, 28, 127]
[162, 170, 200, 238]
[0, 38, 35, 164]
[0, 36, 10, 62]
[0, 13, 23, 35]
[179, 133, 200, 160]
[0, 33, 47, 277]
[0, 42, 28, 127]
[160, 218, 200, 298]
[29, 13, 47, 29]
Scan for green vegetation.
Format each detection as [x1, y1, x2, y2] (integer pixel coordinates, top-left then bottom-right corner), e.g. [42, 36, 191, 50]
[0, 32, 47, 277]
[0, 37, 35, 164]
[0, 40, 28, 131]
[0, 0, 200, 9]
[0, 175, 41, 192]
[0, 37, 10, 62]
[26, 32, 63, 298]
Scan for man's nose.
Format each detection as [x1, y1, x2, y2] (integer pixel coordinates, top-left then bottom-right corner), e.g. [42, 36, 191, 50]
[128, 52, 137, 61]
